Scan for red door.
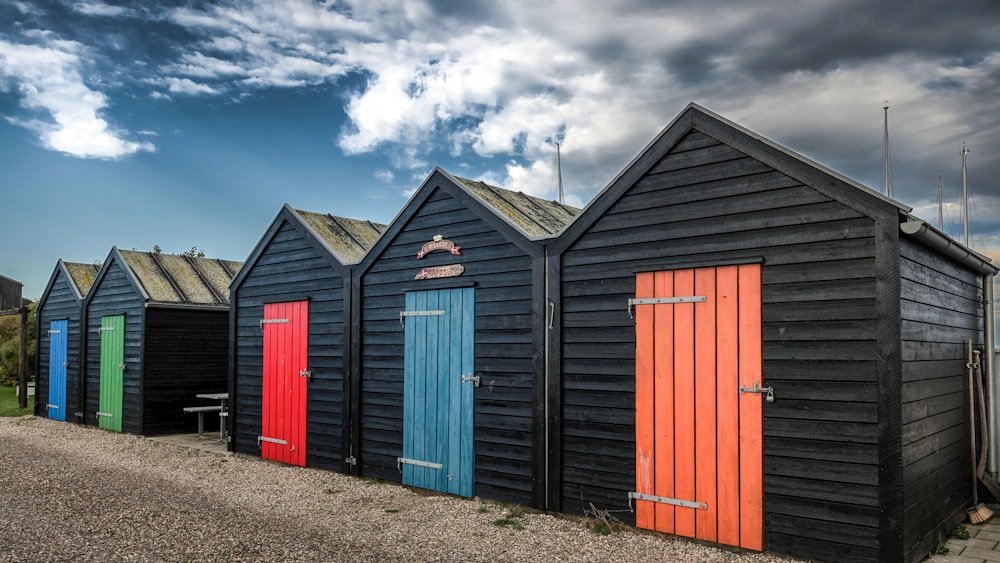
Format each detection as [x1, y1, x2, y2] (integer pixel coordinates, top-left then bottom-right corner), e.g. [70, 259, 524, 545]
[634, 264, 763, 550]
[261, 301, 309, 466]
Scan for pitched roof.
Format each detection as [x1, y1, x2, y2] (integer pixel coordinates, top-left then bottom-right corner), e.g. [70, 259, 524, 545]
[451, 176, 580, 238]
[117, 249, 243, 307]
[294, 209, 387, 264]
[63, 262, 101, 297]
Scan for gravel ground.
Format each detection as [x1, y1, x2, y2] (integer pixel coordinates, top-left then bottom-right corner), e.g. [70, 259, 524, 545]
[0, 416, 801, 562]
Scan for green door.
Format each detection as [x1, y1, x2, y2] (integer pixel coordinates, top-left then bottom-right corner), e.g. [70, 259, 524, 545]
[98, 315, 125, 431]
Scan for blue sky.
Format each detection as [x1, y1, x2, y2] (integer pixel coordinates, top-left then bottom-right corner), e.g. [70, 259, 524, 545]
[1, 0, 999, 299]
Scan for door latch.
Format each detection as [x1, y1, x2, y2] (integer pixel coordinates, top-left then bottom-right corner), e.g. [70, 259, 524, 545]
[461, 373, 480, 387]
[299, 369, 312, 379]
[739, 381, 774, 402]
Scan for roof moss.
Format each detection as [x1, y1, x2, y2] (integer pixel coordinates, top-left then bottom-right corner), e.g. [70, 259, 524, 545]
[452, 177, 580, 238]
[295, 209, 387, 264]
[117, 250, 244, 306]
[63, 262, 101, 297]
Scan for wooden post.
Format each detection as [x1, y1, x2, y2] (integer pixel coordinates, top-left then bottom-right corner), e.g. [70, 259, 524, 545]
[18, 306, 27, 409]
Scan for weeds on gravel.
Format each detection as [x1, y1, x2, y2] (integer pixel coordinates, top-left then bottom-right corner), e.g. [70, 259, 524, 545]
[491, 503, 527, 531]
[385, 509, 399, 514]
[324, 487, 342, 494]
[477, 505, 490, 513]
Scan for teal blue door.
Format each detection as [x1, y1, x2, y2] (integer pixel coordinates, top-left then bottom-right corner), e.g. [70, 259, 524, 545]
[401, 287, 475, 497]
[47, 320, 68, 421]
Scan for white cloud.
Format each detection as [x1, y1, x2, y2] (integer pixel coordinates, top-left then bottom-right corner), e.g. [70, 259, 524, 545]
[0, 38, 154, 159]
[374, 169, 394, 183]
[71, 1, 134, 18]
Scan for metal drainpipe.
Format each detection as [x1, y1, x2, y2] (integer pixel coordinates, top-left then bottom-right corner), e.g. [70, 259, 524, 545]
[985, 273, 997, 478]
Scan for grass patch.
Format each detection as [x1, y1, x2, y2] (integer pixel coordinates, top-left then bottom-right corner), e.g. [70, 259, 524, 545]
[384, 509, 399, 514]
[0, 386, 33, 417]
[477, 505, 490, 513]
[490, 504, 527, 531]
[324, 487, 343, 494]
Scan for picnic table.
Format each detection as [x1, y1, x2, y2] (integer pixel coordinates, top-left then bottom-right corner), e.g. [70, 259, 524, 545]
[184, 392, 229, 441]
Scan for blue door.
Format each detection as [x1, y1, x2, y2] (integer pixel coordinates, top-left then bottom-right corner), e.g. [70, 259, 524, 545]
[401, 287, 475, 496]
[47, 319, 68, 421]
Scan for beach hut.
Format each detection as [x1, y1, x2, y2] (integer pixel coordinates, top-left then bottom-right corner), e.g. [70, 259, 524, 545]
[0, 274, 22, 311]
[35, 260, 100, 421]
[228, 204, 385, 470]
[545, 103, 997, 562]
[83, 247, 242, 435]
[355, 168, 578, 507]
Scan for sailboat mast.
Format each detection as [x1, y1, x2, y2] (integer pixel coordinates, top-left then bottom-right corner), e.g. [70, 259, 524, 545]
[883, 102, 892, 197]
[962, 142, 970, 246]
[556, 142, 564, 205]
[937, 175, 944, 231]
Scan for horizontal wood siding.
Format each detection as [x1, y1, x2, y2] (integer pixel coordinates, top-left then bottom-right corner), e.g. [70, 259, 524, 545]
[233, 220, 347, 470]
[559, 131, 881, 561]
[899, 238, 982, 563]
[142, 308, 229, 435]
[84, 260, 145, 434]
[360, 188, 536, 505]
[37, 271, 84, 422]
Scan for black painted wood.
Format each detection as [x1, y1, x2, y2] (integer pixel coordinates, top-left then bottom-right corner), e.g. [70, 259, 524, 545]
[231, 213, 351, 472]
[547, 105, 990, 563]
[356, 173, 548, 508]
[36, 264, 86, 422]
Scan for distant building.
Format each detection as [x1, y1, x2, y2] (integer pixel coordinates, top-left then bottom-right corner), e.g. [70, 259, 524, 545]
[0, 274, 23, 312]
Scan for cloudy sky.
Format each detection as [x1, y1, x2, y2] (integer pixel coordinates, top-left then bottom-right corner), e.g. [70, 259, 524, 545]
[1, 0, 998, 299]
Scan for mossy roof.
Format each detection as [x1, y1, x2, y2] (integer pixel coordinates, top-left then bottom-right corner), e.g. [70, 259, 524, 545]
[63, 262, 101, 297]
[117, 250, 243, 306]
[294, 209, 387, 264]
[452, 177, 580, 238]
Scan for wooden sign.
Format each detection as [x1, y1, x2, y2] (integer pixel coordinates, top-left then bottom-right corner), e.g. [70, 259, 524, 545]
[417, 234, 461, 259]
[415, 264, 465, 280]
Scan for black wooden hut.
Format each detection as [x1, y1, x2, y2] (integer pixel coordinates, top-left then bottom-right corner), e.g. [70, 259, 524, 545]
[229, 204, 385, 470]
[354, 168, 578, 507]
[83, 247, 242, 435]
[545, 103, 997, 562]
[0, 274, 23, 312]
[35, 260, 100, 422]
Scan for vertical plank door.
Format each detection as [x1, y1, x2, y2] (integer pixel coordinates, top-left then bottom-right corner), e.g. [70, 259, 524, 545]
[47, 319, 68, 421]
[401, 287, 475, 496]
[261, 301, 309, 466]
[633, 264, 763, 550]
[98, 315, 125, 432]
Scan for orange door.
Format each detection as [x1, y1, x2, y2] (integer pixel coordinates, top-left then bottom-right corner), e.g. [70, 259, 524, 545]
[634, 264, 763, 550]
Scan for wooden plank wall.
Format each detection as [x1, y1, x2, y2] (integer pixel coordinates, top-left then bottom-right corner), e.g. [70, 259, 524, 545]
[558, 130, 883, 561]
[899, 238, 982, 563]
[142, 308, 228, 435]
[233, 221, 347, 470]
[36, 270, 83, 422]
[84, 260, 145, 433]
[359, 188, 537, 505]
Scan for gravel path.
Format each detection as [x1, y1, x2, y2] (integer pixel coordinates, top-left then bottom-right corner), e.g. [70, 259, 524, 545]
[0, 416, 799, 562]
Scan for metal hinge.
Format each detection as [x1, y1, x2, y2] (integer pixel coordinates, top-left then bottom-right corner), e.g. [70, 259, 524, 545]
[300, 369, 312, 379]
[259, 318, 289, 332]
[399, 309, 446, 327]
[257, 435, 288, 448]
[99, 327, 115, 332]
[397, 457, 443, 472]
[628, 491, 707, 511]
[46, 404, 59, 410]
[48, 329, 60, 335]
[96, 411, 113, 418]
[345, 455, 357, 466]
[461, 373, 480, 388]
[628, 296, 706, 319]
[739, 381, 774, 402]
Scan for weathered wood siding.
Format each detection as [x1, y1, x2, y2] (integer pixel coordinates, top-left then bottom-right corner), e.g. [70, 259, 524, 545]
[557, 130, 886, 561]
[232, 220, 348, 470]
[84, 260, 145, 433]
[0, 276, 21, 311]
[37, 270, 84, 421]
[359, 187, 539, 505]
[899, 238, 982, 563]
[142, 308, 229, 435]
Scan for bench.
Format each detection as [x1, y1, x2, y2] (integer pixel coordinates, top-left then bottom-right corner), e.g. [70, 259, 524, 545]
[183, 405, 223, 437]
